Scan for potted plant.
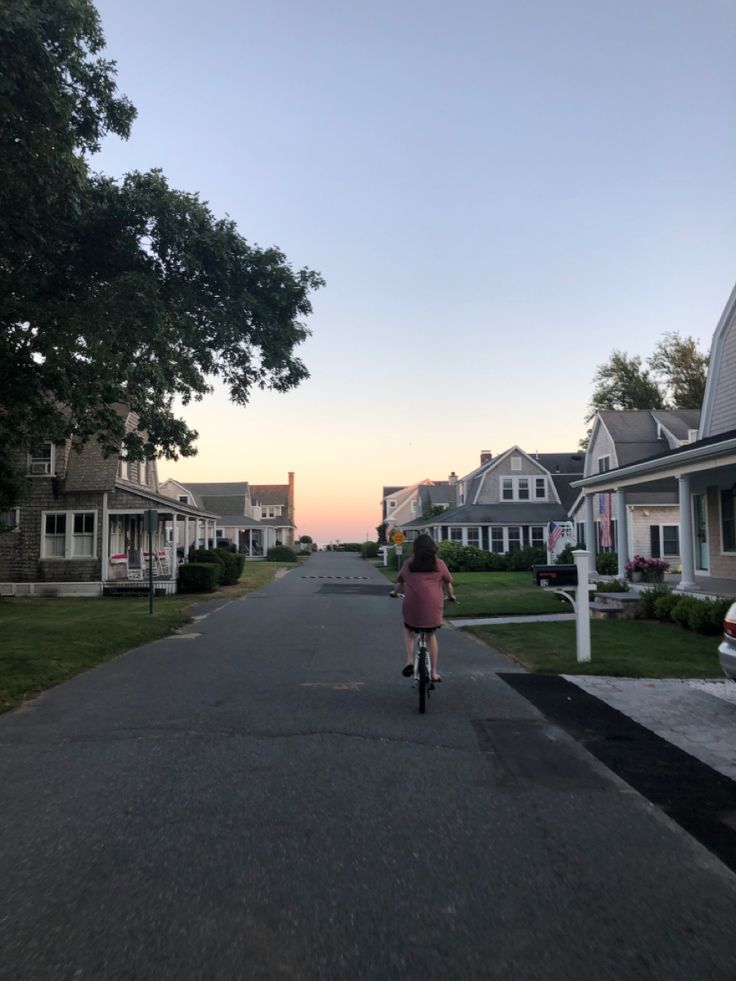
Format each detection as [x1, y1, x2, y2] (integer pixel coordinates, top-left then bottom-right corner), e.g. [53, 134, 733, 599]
[643, 558, 670, 582]
[625, 555, 648, 582]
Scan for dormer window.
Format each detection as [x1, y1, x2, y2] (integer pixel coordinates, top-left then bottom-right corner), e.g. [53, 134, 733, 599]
[388, 500, 397, 510]
[178, 495, 189, 505]
[597, 455, 610, 473]
[117, 448, 130, 481]
[28, 443, 54, 476]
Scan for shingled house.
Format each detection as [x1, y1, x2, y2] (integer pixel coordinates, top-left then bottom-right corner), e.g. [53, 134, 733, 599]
[159, 472, 296, 554]
[0, 406, 217, 596]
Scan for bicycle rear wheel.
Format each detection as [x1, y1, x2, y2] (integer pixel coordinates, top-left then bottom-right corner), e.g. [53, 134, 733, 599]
[417, 644, 429, 714]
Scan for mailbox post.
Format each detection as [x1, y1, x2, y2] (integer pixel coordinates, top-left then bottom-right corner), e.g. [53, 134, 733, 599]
[572, 549, 591, 662]
[532, 553, 591, 663]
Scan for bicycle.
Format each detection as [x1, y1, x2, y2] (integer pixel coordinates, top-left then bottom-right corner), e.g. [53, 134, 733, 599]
[412, 628, 433, 714]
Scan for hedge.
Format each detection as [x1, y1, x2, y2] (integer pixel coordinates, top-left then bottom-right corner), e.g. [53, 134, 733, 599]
[266, 545, 297, 562]
[361, 541, 378, 558]
[638, 584, 731, 635]
[178, 563, 220, 592]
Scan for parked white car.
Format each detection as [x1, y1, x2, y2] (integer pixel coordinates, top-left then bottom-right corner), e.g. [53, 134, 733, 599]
[718, 602, 736, 680]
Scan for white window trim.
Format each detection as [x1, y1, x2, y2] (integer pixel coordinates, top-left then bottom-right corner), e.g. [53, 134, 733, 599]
[534, 477, 548, 501]
[501, 476, 544, 502]
[28, 443, 55, 477]
[659, 523, 680, 558]
[40, 509, 98, 560]
[718, 489, 736, 556]
[597, 455, 611, 474]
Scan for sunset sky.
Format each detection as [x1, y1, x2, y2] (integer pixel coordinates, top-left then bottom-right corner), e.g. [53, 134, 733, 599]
[94, 0, 736, 544]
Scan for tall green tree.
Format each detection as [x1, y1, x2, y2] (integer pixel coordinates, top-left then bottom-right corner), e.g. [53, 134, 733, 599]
[585, 351, 665, 423]
[0, 0, 323, 510]
[648, 331, 709, 409]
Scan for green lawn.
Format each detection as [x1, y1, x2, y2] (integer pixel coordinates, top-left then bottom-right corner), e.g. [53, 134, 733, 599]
[378, 566, 567, 617]
[0, 560, 293, 713]
[467, 619, 723, 678]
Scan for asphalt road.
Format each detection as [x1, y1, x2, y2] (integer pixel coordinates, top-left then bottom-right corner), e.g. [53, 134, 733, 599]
[2, 551, 736, 980]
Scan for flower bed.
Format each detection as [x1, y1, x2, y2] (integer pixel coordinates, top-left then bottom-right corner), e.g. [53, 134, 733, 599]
[624, 555, 669, 582]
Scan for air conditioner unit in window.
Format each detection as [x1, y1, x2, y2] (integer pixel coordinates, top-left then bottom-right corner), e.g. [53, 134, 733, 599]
[30, 462, 51, 475]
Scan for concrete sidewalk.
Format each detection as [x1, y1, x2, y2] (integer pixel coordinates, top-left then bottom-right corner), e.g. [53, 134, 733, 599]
[565, 676, 736, 781]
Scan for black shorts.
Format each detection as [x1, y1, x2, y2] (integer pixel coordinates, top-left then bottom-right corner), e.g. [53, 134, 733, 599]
[404, 623, 441, 634]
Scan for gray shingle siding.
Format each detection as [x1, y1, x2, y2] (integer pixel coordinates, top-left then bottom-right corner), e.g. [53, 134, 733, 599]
[709, 327, 736, 436]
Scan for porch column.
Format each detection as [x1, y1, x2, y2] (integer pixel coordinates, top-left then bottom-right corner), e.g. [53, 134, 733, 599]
[615, 488, 628, 578]
[677, 473, 696, 590]
[102, 491, 109, 581]
[184, 515, 190, 557]
[249, 529, 253, 556]
[584, 493, 595, 556]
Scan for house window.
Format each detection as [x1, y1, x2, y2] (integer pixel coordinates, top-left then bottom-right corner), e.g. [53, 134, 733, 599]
[72, 513, 95, 557]
[467, 527, 480, 547]
[117, 451, 130, 481]
[411, 500, 417, 514]
[597, 456, 610, 473]
[502, 478, 514, 501]
[721, 491, 736, 553]
[458, 483, 465, 505]
[535, 478, 546, 500]
[507, 527, 521, 552]
[0, 508, 19, 531]
[44, 513, 67, 557]
[29, 443, 54, 476]
[450, 527, 463, 541]
[576, 522, 586, 547]
[140, 460, 148, 485]
[388, 500, 397, 510]
[662, 525, 679, 557]
[178, 495, 189, 504]
[491, 528, 504, 553]
[531, 526, 544, 548]
[518, 478, 530, 501]
[42, 511, 97, 559]
[511, 456, 522, 471]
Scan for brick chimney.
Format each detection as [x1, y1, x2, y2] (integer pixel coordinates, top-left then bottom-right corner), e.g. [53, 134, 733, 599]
[480, 450, 492, 466]
[448, 472, 457, 485]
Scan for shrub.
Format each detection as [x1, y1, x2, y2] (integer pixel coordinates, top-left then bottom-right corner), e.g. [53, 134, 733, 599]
[507, 546, 545, 572]
[555, 543, 584, 565]
[670, 596, 700, 630]
[638, 583, 671, 618]
[341, 542, 363, 552]
[299, 548, 312, 556]
[266, 545, 297, 562]
[178, 562, 220, 592]
[485, 551, 509, 571]
[654, 591, 680, 622]
[596, 552, 618, 575]
[361, 541, 378, 559]
[709, 598, 732, 633]
[436, 541, 466, 572]
[596, 578, 629, 593]
[188, 549, 225, 583]
[215, 548, 243, 585]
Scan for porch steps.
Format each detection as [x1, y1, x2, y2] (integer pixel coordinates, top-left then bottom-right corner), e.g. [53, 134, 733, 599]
[590, 593, 642, 620]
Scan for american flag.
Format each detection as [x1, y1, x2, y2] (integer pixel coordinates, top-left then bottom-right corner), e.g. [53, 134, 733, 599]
[598, 493, 612, 548]
[547, 521, 562, 553]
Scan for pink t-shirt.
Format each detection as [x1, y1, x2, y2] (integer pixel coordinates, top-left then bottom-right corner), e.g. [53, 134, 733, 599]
[398, 558, 453, 628]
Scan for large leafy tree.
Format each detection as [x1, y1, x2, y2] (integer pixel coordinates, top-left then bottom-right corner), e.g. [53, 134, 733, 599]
[649, 331, 709, 409]
[0, 0, 323, 510]
[585, 351, 665, 423]
[581, 334, 709, 448]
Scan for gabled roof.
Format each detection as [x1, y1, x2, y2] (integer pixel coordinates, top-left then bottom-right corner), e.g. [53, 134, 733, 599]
[700, 279, 736, 438]
[549, 474, 581, 512]
[534, 452, 585, 474]
[250, 484, 288, 505]
[650, 409, 701, 442]
[425, 502, 568, 525]
[184, 481, 249, 497]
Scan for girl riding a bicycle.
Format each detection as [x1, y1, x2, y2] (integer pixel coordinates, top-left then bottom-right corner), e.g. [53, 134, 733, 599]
[390, 534, 456, 682]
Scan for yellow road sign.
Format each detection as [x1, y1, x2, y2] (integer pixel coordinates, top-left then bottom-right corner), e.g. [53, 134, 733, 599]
[391, 530, 406, 545]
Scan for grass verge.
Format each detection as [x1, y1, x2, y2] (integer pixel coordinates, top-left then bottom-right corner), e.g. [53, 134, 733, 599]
[377, 567, 567, 617]
[0, 561, 294, 714]
[467, 619, 723, 678]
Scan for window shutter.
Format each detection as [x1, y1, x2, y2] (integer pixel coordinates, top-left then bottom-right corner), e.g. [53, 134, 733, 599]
[650, 525, 661, 558]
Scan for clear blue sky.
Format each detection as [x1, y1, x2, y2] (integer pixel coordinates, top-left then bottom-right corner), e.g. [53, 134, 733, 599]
[94, 0, 736, 541]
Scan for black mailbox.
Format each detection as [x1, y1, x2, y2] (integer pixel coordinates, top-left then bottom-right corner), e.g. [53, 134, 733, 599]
[532, 563, 578, 588]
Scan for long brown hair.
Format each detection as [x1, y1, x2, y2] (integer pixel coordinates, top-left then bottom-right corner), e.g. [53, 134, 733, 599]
[409, 533, 438, 573]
